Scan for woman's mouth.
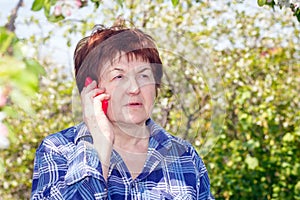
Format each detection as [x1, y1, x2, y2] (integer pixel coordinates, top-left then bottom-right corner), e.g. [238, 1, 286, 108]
[126, 102, 143, 107]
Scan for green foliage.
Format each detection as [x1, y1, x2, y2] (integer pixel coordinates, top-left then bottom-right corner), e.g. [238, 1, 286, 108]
[257, 0, 300, 22]
[257, 0, 267, 7]
[0, 25, 46, 199]
[30, 0, 300, 23]
[31, 0, 65, 22]
[0, 69, 74, 199]
[31, 0, 46, 11]
[208, 46, 300, 199]
[295, 6, 300, 21]
[0, 27, 45, 115]
[171, 0, 179, 7]
[0, 27, 16, 53]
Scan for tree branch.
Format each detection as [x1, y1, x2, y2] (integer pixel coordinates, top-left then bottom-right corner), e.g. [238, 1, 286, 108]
[5, 0, 23, 32]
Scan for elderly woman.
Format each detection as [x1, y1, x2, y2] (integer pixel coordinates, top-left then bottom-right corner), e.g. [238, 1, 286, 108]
[31, 23, 214, 199]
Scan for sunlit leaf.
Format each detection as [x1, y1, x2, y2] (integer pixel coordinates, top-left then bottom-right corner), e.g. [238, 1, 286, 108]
[257, 0, 266, 7]
[43, 0, 51, 17]
[46, 15, 65, 23]
[282, 132, 294, 142]
[171, 0, 179, 6]
[24, 58, 46, 76]
[10, 89, 35, 115]
[0, 28, 16, 54]
[0, 55, 25, 76]
[245, 155, 259, 170]
[116, 0, 124, 7]
[31, 0, 45, 11]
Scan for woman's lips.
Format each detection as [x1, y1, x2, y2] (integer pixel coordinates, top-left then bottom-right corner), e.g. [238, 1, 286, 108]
[126, 102, 143, 107]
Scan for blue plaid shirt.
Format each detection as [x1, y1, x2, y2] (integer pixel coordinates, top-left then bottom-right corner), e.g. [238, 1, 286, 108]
[31, 119, 214, 199]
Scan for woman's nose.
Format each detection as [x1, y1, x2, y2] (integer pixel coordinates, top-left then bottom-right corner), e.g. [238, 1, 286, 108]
[126, 77, 140, 95]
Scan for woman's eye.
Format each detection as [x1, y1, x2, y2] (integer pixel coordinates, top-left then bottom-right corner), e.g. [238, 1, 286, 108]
[139, 73, 152, 79]
[113, 75, 123, 80]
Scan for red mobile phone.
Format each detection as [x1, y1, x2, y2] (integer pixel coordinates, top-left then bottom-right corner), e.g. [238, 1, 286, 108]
[85, 77, 108, 115]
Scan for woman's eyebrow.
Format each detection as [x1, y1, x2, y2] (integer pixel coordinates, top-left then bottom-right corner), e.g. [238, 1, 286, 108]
[109, 67, 124, 73]
[138, 66, 151, 73]
[108, 66, 151, 73]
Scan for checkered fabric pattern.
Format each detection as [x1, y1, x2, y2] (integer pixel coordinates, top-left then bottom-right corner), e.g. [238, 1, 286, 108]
[31, 119, 214, 199]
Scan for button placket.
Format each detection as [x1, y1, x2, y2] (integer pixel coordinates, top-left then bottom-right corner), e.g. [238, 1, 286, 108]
[131, 180, 143, 200]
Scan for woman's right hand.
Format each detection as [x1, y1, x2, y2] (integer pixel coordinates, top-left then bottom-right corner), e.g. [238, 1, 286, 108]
[81, 78, 113, 179]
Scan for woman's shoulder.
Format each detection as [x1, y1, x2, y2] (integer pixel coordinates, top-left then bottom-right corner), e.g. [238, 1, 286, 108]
[44, 125, 77, 143]
[35, 123, 81, 154]
[164, 131, 195, 153]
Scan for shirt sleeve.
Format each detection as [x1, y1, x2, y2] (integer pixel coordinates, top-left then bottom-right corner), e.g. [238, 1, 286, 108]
[190, 147, 215, 200]
[31, 137, 108, 200]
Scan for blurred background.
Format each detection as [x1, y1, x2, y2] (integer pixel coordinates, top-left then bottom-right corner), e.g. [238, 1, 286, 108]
[0, 0, 299, 199]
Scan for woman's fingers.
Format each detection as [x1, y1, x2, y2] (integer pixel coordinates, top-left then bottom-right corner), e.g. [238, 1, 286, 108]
[89, 88, 106, 98]
[82, 80, 109, 98]
[82, 83, 104, 98]
[81, 78, 110, 119]
[82, 80, 97, 93]
[85, 77, 93, 87]
[81, 83, 110, 115]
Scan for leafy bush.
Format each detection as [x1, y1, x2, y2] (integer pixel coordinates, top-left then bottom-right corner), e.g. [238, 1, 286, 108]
[206, 45, 300, 199]
[0, 68, 74, 199]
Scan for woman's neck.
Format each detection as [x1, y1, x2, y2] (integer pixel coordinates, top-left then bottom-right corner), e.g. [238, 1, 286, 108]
[112, 121, 150, 152]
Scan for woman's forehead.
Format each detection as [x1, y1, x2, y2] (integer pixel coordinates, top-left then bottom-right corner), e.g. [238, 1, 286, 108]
[103, 54, 149, 70]
[113, 56, 149, 66]
[112, 52, 150, 64]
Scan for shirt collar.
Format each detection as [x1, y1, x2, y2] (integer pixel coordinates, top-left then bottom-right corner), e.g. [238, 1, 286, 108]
[146, 118, 172, 151]
[74, 122, 93, 144]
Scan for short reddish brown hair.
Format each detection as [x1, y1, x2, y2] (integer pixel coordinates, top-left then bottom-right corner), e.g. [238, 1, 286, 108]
[74, 24, 163, 93]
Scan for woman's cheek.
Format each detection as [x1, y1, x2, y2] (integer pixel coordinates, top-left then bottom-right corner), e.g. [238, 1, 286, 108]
[108, 94, 122, 119]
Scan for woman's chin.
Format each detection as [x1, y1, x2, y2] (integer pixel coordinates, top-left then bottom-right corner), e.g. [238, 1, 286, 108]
[126, 116, 148, 125]
[110, 109, 149, 124]
[114, 114, 149, 126]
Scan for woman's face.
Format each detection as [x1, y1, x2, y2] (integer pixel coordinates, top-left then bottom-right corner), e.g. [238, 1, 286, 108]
[99, 55, 156, 126]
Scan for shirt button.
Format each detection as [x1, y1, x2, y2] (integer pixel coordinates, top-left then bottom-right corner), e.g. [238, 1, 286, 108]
[131, 183, 135, 189]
